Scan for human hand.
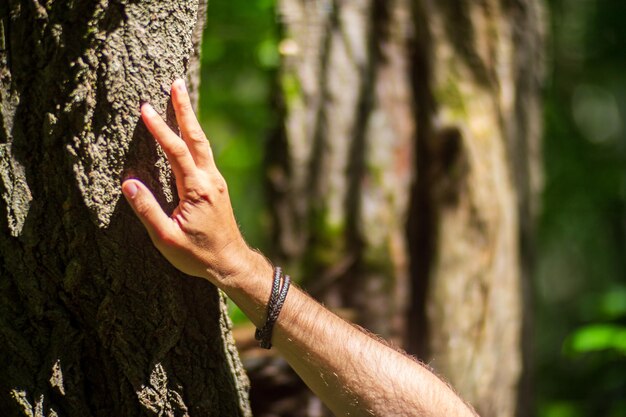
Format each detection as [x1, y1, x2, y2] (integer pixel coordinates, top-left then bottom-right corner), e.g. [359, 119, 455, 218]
[122, 79, 252, 283]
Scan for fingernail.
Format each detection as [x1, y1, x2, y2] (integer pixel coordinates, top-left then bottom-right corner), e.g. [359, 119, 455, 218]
[175, 79, 187, 93]
[123, 182, 138, 198]
[143, 103, 156, 117]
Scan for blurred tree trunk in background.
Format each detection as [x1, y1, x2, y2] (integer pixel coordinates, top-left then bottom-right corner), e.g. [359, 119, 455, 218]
[408, 2, 544, 417]
[264, 0, 544, 416]
[0, 1, 251, 416]
[272, 0, 414, 349]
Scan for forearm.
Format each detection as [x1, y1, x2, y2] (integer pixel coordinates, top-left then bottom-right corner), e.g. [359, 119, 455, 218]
[219, 252, 477, 417]
[122, 81, 476, 417]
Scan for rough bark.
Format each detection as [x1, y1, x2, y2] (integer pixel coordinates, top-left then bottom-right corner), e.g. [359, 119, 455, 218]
[267, 0, 544, 416]
[0, 1, 251, 416]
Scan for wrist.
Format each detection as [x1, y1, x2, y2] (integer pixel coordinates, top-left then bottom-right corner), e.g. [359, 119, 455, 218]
[211, 246, 273, 292]
[211, 248, 274, 328]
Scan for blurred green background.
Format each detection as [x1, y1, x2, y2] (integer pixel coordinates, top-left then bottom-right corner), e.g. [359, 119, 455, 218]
[536, 0, 626, 416]
[198, 0, 626, 415]
[198, 0, 277, 252]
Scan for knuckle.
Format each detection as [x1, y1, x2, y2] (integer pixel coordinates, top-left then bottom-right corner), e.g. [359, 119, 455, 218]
[185, 189, 203, 203]
[178, 98, 193, 112]
[188, 127, 207, 144]
[213, 175, 228, 193]
[183, 183, 210, 205]
[183, 178, 203, 196]
[169, 142, 188, 158]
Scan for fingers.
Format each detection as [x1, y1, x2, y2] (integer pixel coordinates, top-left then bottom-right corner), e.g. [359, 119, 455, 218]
[122, 179, 176, 244]
[141, 103, 197, 179]
[171, 79, 215, 169]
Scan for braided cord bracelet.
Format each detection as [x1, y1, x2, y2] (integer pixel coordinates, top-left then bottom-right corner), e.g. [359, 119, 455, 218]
[254, 266, 281, 345]
[255, 267, 291, 349]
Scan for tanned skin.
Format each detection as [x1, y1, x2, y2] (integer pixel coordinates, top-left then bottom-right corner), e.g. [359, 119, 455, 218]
[122, 79, 478, 417]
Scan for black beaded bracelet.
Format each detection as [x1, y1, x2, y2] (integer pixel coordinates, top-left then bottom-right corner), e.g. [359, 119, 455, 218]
[255, 267, 291, 349]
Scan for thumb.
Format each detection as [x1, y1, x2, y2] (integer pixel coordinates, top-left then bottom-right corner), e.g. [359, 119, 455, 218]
[122, 179, 172, 243]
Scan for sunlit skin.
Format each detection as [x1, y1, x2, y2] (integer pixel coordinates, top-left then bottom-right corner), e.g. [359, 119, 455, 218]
[122, 79, 478, 417]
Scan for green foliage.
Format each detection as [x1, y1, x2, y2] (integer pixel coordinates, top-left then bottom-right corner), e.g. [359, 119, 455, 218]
[565, 324, 626, 355]
[540, 402, 583, 417]
[578, 287, 626, 321]
[198, 0, 278, 251]
[227, 298, 249, 326]
[199, 0, 279, 326]
[536, 1, 626, 416]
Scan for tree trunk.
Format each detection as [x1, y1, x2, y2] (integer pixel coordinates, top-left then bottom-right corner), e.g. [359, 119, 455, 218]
[408, 1, 544, 416]
[271, 0, 414, 346]
[267, 0, 544, 416]
[0, 1, 251, 416]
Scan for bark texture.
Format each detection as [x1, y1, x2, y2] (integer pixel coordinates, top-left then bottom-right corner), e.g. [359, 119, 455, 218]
[0, 1, 251, 416]
[266, 0, 544, 416]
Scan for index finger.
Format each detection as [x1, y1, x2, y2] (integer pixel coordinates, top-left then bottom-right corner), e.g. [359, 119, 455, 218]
[141, 103, 197, 180]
